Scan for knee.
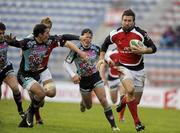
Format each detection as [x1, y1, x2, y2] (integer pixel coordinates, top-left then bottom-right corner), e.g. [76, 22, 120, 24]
[46, 89, 56, 97]
[127, 87, 135, 97]
[44, 83, 56, 97]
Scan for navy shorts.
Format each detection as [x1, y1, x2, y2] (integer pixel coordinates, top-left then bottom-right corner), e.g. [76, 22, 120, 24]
[0, 64, 15, 85]
[79, 72, 103, 93]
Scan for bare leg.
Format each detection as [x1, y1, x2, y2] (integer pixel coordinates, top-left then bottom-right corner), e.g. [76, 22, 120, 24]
[29, 91, 44, 124]
[94, 86, 118, 130]
[135, 91, 143, 105]
[80, 92, 92, 112]
[119, 84, 126, 122]
[25, 82, 46, 127]
[110, 89, 118, 104]
[121, 79, 141, 125]
[4, 75, 24, 118]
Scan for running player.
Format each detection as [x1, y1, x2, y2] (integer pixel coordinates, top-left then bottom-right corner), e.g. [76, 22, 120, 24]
[6, 23, 87, 127]
[99, 48, 126, 122]
[64, 28, 120, 131]
[0, 22, 24, 119]
[97, 9, 157, 132]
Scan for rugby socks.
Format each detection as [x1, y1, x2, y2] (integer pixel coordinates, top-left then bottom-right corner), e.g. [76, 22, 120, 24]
[35, 109, 41, 121]
[13, 91, 23, 113]
[35, 100, 44, 121]
[127, 99, 140, 125]
[119, 105, 126, 121]
[121, 95, 127, 105]
[31, 96, 43, 113]
[104, 107, 116, 128]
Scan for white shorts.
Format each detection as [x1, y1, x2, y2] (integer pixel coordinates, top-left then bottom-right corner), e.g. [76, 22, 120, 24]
[21, 77, 38, 90]
[39, 68, 53, 83]
[21, 68, 53, 90]
[119, 66, 146, 92]
[108, 78, 120, 91]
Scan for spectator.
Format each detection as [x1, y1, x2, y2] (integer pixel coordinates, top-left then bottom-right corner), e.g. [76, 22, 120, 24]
[159, 26, 176, 48]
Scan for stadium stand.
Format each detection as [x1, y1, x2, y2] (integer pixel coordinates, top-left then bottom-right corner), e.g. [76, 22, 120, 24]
[0, 0, 115, 80]
[143, 0, 180, 86]
[97, 0, 180, 87]
[144, 48, 180, 86]
[1, 0, 180, 87]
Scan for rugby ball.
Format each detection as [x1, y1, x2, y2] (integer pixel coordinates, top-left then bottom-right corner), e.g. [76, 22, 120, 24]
[129, 39, 144, 49]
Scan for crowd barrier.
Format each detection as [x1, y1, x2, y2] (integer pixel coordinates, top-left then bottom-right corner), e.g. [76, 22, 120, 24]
[1, 81, 179, 109]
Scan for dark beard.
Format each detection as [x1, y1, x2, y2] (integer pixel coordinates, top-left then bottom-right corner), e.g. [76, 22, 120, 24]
[122, 26, 134, 33]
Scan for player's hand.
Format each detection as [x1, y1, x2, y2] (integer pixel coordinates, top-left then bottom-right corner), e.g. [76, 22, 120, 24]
[72, 74, 81, 84]
[130, 43, 146, 55]
[96, 59, 105, 70]
[107, 59, 115, 67]
[4, 33, 16, 42]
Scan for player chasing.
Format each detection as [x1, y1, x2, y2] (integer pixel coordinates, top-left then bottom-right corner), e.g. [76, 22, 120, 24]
[64, 28, 120, 131]
[21, 17, 88, 125]
[97, 9, 157, 132]
[5, 23, 88, 128]
[24, 17, 53, 125]
[0, 22, 24, 119]
[99, 47, 126, 122]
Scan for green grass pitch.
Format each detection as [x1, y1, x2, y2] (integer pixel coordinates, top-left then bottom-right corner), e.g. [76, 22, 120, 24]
[0, 100, 180, 133]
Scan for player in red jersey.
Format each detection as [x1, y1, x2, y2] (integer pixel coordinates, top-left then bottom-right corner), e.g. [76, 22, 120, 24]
[99, 48, 126, 122]
[97, 9, 157, 132]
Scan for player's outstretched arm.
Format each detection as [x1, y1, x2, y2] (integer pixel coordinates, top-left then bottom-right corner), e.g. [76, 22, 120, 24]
[61, 34, 88, 42]
[64, 41, 88, 60]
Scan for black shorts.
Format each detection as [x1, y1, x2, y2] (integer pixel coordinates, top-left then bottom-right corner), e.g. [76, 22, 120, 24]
[79, 72, 103, 93]
[0, 64, 14, 85]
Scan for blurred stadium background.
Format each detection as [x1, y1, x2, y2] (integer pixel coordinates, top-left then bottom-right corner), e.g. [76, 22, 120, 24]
[0, 0, 180, 109]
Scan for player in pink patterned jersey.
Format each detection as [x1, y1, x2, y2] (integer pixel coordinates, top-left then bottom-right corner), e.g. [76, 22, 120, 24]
[0, 22, 24, 119]
[64, 29, 120, 131]
[6, 23, 88, 128]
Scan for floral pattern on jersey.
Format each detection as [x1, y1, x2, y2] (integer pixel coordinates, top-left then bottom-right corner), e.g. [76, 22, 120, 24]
[75, 46, 99, 77]
[26, 45, 47, 72]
